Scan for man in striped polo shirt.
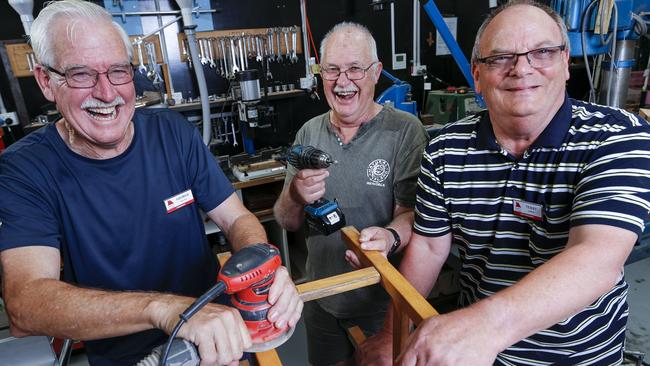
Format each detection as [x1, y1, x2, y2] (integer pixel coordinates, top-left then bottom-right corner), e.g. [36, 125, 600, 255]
[357, 1, 650, 365]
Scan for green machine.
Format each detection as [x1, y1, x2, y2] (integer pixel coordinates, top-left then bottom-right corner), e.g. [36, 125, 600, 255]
[422, 89, 484, 125]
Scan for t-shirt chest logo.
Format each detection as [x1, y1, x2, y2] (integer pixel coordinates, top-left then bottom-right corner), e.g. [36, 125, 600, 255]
[366, 159, 390, 187]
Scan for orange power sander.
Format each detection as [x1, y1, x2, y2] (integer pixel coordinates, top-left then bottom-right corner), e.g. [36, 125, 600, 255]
[152, 243, 293, 366]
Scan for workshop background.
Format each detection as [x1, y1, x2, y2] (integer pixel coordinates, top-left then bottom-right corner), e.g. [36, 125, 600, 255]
[0, 0, 649, 365]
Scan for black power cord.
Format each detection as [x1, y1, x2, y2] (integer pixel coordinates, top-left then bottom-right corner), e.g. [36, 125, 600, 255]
[158, 281, 227, 366]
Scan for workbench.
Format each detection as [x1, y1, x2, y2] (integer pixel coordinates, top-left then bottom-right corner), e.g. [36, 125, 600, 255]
[203, 172, 293, 276]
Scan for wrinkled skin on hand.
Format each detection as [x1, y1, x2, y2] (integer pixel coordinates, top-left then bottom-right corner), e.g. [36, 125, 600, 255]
[355, 329, 393, 366]
[289, 168, 329, 205]
[345, 226, 393, 269]
[396, 312, 498, 366]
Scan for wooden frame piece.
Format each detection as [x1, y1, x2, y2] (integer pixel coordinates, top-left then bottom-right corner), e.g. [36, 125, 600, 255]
[216, 225, 439, 365]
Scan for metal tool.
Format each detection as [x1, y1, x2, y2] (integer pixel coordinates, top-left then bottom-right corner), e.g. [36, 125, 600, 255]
[231, 119, 238, 147]
[206, 38, 216, 68]
[136, 41, 147, 74]
[266, 56, 273, 80]
[219, 38, 229, 78]
[290, 25, 299, 63]
[285, 145, 345, 235]
[275, 27, 283, 62]
[198, 38, 208, 65]
[282, 27, 290, 61]
[255, 36, 263, 62]
[238, 35, 247, 70]
[210, 38, 223, 76]
[267, 28, 275, 62]
[182, 38, 192, 69]
[229, 37, 240, 73]
[145, 42, 162, 85]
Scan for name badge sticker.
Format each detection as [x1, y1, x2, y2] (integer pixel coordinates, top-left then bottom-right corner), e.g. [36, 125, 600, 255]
[513, 199, 544, 221]
[164, 189, 195, 214]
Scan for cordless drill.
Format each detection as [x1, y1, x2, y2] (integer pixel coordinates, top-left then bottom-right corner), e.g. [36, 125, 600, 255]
[286, 145, 346, 236]
[154, 243, 292, 366]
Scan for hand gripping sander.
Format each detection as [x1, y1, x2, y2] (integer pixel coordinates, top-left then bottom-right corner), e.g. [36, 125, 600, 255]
[147, 243, 294, 366]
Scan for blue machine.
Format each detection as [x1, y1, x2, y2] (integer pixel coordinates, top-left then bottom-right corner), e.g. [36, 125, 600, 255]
[376, 69, 418, 116]
[551, 0, 650, 106]
[552, 0, 649, 56]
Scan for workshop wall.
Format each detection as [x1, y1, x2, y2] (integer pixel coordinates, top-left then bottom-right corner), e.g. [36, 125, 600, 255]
[0, 0, 534, 149]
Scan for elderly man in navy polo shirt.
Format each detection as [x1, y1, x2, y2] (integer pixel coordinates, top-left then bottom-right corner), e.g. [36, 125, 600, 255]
[356, 1, 650, 365]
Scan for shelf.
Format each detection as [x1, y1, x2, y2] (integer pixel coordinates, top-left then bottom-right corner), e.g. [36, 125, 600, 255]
[232, 173, 286, 189]
[168, 89, 304, 112]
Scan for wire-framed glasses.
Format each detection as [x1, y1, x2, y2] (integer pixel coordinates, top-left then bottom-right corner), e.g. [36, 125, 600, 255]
[476, 45, 566, 71]
[45, 63, 135, 89]
[319, 62, 378, 81]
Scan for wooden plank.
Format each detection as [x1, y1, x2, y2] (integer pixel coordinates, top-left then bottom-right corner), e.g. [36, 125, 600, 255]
[219, 251, 380, 303]
[5, 43, 33, 77]
[392, 302, 409, 361]
[161, 63, 172, 102]
[254, 349, 282, 366]
[340, 226, 439, 325]
[347, 326, 366, 348]
[296, 267, 380, 302]
[217, 251, 231, 266]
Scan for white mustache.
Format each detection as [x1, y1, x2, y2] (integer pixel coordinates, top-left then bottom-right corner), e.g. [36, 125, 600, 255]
[81, 96, 125, 109]
[333, 86, 358, 93]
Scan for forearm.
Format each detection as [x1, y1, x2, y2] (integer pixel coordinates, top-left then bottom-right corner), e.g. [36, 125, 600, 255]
[224, 212, 269, 251]
[381, 233, 449, 333]
[5, 278, 188, 340]
[385, 210, 414, 255]
[273, 185, 305, 232]
[462, 226, 635, 353]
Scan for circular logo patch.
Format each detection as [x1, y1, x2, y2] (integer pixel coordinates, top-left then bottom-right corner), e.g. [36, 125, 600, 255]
[367, 159, 390, 183]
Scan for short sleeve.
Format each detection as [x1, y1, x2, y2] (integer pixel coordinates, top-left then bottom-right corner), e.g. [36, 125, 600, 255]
[571, 126, 650, 235]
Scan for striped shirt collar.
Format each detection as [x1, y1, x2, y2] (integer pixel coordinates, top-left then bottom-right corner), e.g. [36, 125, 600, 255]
[477, 94, 572, 151]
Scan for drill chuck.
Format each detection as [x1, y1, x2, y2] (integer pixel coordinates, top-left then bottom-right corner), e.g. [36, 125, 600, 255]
[287, 145, 337, 170]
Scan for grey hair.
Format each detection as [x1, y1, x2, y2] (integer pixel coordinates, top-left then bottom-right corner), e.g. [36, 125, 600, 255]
[30, 0, 133, 67]
[320, 22, 379, 64]
[471, 0, 569, 63]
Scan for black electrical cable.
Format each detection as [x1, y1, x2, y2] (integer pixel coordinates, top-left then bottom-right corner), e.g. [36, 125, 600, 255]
[158, 281, 227, 366]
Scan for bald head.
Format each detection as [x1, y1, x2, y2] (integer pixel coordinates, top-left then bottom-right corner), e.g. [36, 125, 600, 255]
[471, 0, 568, 64]
[320, 22, 378, 64]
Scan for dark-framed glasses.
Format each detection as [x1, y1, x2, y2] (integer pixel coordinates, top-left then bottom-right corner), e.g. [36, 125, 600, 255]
[45, 63, 135, 88]
[476, 45, 566, 71]
[319, 62, 378, 81]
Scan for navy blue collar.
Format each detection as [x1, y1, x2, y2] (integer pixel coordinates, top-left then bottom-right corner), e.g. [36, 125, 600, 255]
[477, 94, 572, 151]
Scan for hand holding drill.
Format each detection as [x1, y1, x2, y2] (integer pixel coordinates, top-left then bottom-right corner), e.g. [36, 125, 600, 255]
[285, 145, 346, 235]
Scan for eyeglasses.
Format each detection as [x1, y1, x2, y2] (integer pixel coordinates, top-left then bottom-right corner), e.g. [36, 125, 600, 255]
[476, 45, 566, 71]
[319, 62, 378, 81]
[45, 64, 135, 89]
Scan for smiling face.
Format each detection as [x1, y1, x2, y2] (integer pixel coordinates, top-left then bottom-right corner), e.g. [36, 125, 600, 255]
[33, 18, 135, 152]
[472, 4, 569, 124]
[321, 30, 383, 126]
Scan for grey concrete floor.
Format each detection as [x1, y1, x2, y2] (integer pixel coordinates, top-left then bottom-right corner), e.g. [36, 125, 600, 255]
[624, 256, 650, 365]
